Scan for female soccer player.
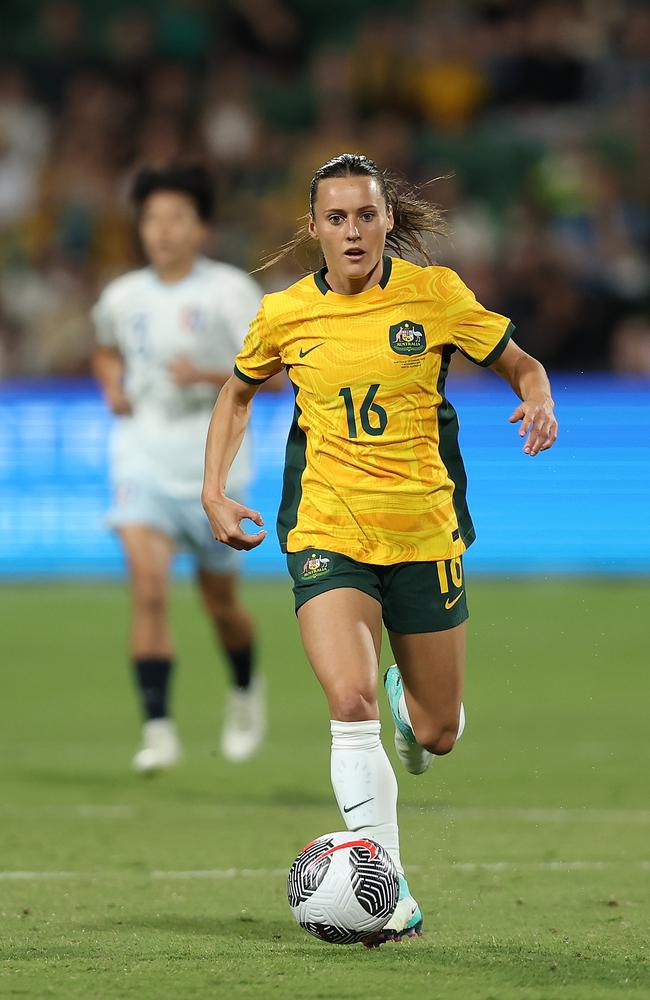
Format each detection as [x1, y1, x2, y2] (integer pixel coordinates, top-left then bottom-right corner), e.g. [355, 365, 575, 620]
[201, 153, 558, 942]
[93, 164, 268, 773]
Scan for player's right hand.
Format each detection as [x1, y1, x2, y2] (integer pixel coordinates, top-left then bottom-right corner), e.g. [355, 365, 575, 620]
[106, 388, 132, 415]
[202, 493, 267, 551]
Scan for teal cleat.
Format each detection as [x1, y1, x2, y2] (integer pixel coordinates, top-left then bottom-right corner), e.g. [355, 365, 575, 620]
[384, 665, 416, 744]
[384, 665, 434, 775]
[363, 875, 423, 947]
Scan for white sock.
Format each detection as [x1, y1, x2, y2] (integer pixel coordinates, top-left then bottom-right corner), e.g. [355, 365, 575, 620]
[330, 719, 403, 876]
[398, 692, 466, 743]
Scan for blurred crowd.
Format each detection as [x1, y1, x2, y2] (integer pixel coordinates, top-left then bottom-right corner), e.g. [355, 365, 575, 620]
[0, 0, 648, 377]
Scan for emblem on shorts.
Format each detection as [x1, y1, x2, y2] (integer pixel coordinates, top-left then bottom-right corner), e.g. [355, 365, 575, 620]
[389, 320, 426, 356]
[444, 591, 464, 610]
[301, 552, 331, 580]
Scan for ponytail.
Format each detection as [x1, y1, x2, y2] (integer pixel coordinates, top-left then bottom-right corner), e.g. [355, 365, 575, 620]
[258, 153, 446, 272]
[383, 173, 447, 264]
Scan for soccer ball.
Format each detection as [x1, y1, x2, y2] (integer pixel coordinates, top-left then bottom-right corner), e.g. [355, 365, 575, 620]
[287, 832, 399, 944]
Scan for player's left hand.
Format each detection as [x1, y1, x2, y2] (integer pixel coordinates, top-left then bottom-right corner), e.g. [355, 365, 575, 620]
[508, 395, 558, 455]
[202, 492, 267, 551]
[168, 355, 203, 385]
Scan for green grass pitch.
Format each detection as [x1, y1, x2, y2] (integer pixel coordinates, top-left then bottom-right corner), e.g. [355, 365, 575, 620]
[1, 578, 648, 999]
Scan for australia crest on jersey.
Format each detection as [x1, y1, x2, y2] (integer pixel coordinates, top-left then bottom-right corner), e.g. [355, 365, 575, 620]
[301, 552, 332, 580]
[389, 320, 426, 356]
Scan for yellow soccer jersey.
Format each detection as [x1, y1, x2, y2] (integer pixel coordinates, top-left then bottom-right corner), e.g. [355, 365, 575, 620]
[234, 256, 513, 564]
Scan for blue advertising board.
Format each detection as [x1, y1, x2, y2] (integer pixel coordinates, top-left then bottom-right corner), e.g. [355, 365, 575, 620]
[0, 375, 648, 577]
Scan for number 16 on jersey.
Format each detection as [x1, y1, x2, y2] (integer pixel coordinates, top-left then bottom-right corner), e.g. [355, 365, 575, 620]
[338, 384, 388, 439]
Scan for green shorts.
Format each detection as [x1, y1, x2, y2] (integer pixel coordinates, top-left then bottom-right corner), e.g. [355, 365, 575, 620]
[286, 549, 468, 634]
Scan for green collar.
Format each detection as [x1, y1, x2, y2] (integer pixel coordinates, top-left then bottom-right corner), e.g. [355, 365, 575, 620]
[313, 255, 393, 296]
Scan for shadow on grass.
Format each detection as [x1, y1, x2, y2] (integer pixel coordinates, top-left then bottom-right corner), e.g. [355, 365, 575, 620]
[18, 767, 125, 789]
[90, 913, 290, 938]
[125, 783, 335, 809]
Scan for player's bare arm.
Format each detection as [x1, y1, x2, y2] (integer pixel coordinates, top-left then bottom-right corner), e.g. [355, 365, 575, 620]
[167, 354, 232, 387]
[169, 355, 286, 391]
[492, 339, 558, 456]
[202, 374, 266, 551]
[92, 345, 131, 415]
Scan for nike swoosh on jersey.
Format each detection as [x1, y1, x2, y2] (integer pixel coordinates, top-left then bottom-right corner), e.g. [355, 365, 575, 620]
[343, 797, 374, 813]
[299, 343, 324, 358]
[444, 591, 464, 610]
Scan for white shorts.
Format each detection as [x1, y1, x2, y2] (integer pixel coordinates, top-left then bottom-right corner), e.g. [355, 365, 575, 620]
[107, 479, 241, 575]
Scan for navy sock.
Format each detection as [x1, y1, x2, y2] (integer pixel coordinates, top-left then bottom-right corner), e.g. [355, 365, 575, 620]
[225, 644, 254, 690]
[134, 657, 173, 720]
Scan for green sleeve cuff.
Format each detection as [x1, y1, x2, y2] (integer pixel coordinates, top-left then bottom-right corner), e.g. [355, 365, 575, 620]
[233, 364, 272, 385]
[477, 321, 515, 368]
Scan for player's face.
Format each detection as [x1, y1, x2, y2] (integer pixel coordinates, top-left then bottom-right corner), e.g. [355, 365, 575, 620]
[138, 191, 207, 274]
[308, 176, 394, 290]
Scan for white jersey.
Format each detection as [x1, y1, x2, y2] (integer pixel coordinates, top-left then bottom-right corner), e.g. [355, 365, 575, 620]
[92, 257, 262, 497]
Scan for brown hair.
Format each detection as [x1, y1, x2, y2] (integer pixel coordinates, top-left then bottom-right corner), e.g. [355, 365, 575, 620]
[259, 152, 447, 271]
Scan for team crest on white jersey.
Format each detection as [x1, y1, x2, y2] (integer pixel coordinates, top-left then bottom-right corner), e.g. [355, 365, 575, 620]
[389, 320, 426, 356]
[179, 306, 207, 333]
[302, 552, 331, 580]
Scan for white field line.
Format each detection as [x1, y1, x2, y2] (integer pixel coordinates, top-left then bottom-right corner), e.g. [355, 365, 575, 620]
[0, 805, 649, 824]
[151, 861, 650, 878]
[408, 807, 650, 825]
[1, 861, 649, 881]
[0, 804, 134, 818]
[152, 868, 290, 879]
[0, 871, 80, 880]
[76, 805, 134, 818]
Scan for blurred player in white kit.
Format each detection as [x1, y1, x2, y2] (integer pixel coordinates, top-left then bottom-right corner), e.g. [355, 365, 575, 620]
[92, 164, 268, 773]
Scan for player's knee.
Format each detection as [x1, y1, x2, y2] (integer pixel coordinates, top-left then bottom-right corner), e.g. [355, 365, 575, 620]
[207, 594, 236, 624]
[132, 575, 168, 618]
[330, 688, 378, 722]
[415, 721, 458, 756]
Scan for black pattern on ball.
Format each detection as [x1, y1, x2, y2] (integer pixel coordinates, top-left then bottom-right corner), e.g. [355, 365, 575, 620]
[349, 843, 399, 918]
[287, 838, 333, 905]
[302, 921, 359, 945]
